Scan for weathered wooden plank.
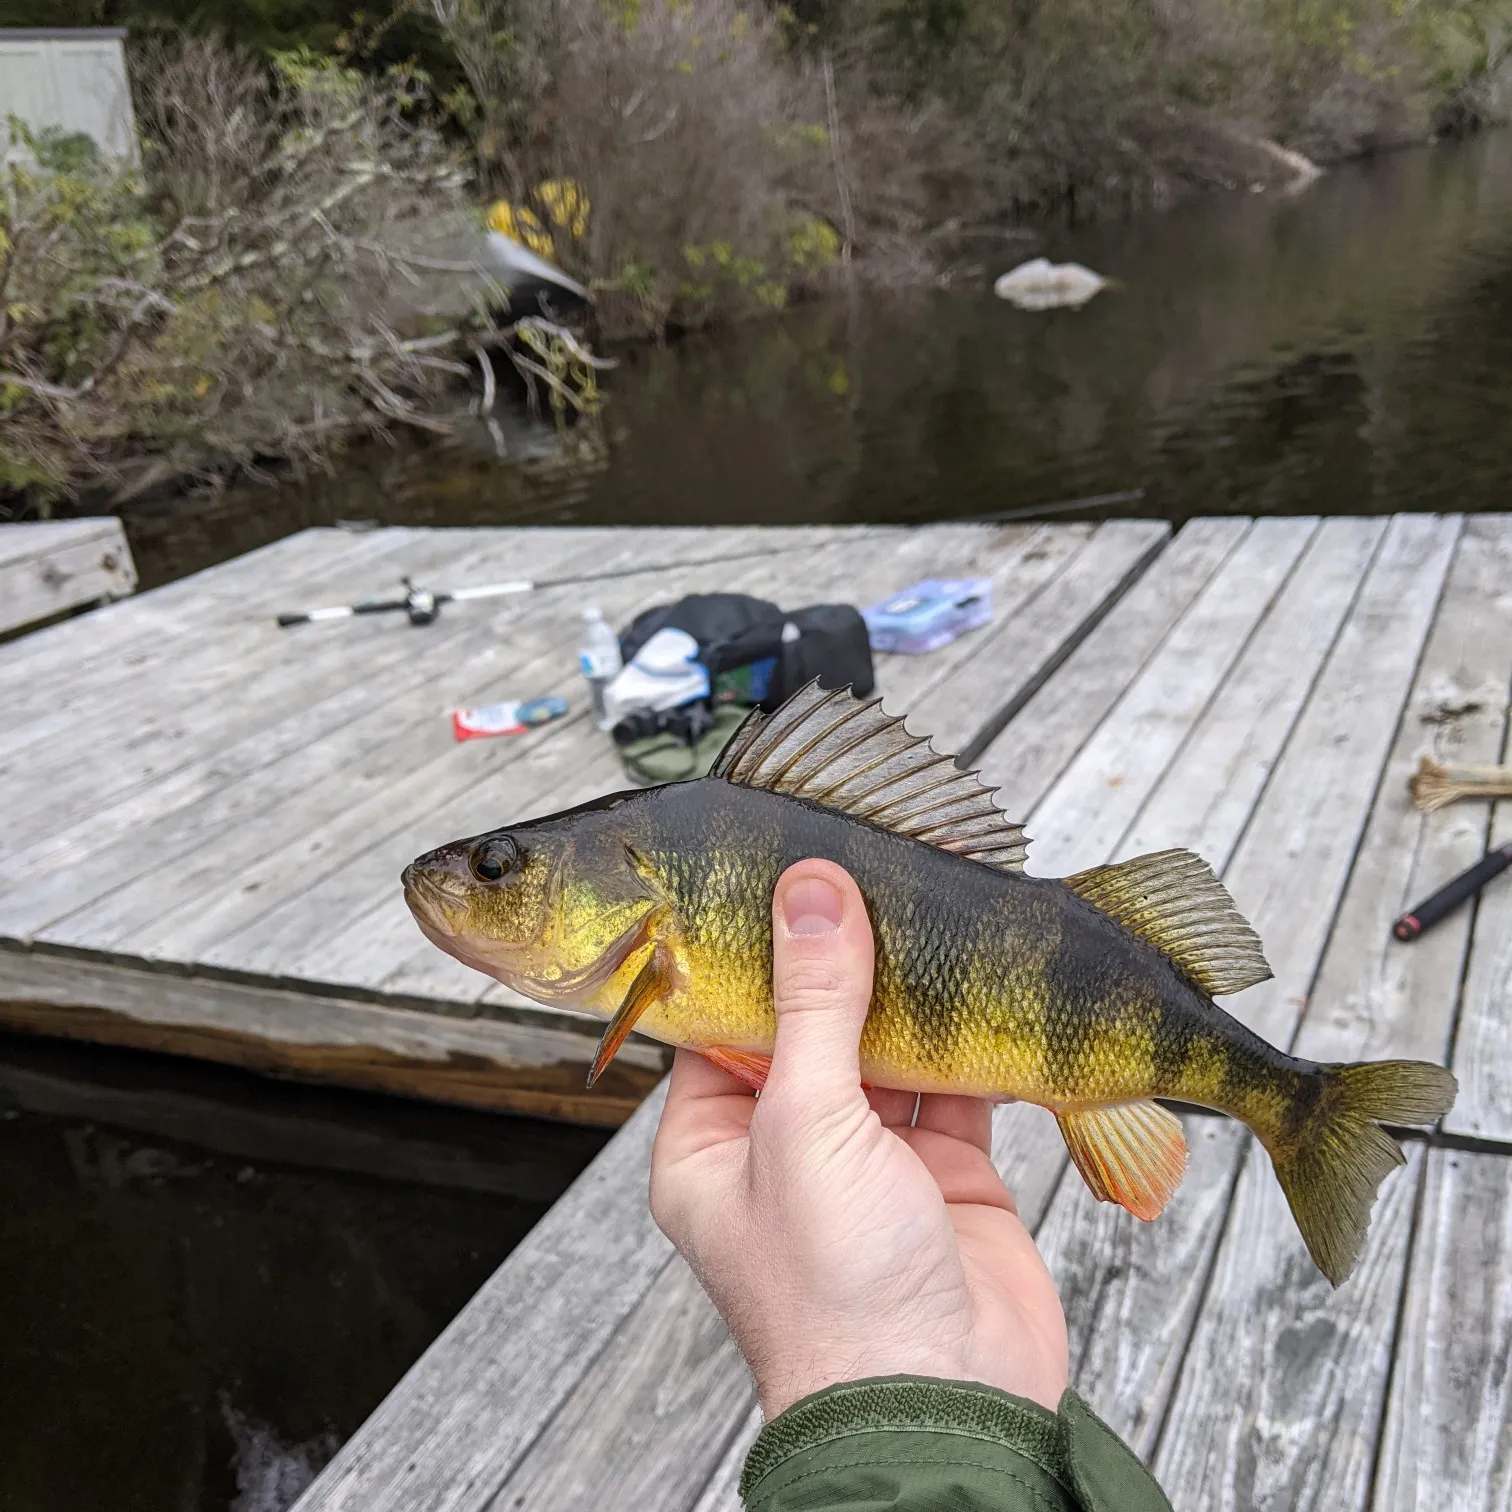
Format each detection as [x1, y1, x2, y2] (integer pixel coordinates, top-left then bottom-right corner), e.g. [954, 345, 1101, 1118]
[908, 518, 1169, 762]
[1152, 1142, 1424, 1512]
[1214, 513, 1462, 1047]
[1126, 517, 1463, 1511]
[294, 1085, 674, 1512]
[0, 525, 361, 686]
[1019, 515, 1460, 1485]
[1025, 515, 1316, 876]
[1369, 1147, 1512, 1512]
[1037, 1117, 1248, 1457]
[1120, 515, 1386, 867]
[491, 1259, 755, 1512]
[228, 522, 1077, 999]
[14, 527, 787, 944]
[975, 517, 1249, 815]
[0, 528, 469, 838]
[0, 525, 423, 730]
[687, 1404, 763, 1512]
[1295, 514, 1512, 1069]
[1442, 792, 1512, 1139]
[0, 517, 136, 635]
[0, 944, 665, 1126]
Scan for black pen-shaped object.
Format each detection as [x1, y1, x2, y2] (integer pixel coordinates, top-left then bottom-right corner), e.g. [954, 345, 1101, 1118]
[1392, 841, 1512, 941]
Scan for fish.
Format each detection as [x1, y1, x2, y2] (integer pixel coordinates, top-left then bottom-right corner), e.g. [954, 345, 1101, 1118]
[402, 682, 1457, 1285]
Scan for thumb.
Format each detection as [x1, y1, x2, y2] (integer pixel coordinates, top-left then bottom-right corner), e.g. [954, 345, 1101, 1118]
[763, 860, 875, 1113]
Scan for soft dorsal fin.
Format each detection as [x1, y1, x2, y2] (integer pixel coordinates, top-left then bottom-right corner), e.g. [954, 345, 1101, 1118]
[1063, 848, 1271, 998]
[711, 682, 1029, 871]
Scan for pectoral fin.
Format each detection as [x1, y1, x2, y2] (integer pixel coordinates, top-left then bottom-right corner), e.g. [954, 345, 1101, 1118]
[587, 945, 670, 1087]
[700, 1046, 773, 1092]
[1056, 1101, 1189, 1221]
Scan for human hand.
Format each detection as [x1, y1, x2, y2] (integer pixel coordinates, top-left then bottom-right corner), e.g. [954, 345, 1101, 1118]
[650, 858, 1069, 1420]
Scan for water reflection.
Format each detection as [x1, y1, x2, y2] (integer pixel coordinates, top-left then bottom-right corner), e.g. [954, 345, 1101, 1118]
[122, 131, 1512, 587]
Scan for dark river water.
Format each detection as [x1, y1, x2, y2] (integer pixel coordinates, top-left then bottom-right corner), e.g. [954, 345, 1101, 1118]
[0, 1036, 605, 1512]
[13, 130, 1510, 1512]
[116, 130, 1512, 590]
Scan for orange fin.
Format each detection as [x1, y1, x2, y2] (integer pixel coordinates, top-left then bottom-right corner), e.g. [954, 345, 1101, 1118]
[700, 1046, 773, 1092]
[587, 946, 668, 1087]
[1055, 1101, 1188, 1221]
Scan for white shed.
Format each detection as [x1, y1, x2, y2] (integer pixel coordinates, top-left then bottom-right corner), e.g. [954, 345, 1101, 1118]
[0, 28, 137, 160]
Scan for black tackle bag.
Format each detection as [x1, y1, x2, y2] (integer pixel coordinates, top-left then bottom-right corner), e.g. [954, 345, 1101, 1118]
[612, 592, 875, 783]
[617, 592, 874, 712]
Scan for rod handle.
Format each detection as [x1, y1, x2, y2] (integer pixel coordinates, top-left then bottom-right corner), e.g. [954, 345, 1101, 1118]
[1393, 844, 1512, 941]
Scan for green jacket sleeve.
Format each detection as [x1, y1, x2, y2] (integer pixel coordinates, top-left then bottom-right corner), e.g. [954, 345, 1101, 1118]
[739, 1377, 1174, 1512]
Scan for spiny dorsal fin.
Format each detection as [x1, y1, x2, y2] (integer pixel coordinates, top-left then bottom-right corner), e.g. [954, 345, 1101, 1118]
[711, 682, 1028, 871]
[1064, 848, 1271, 998]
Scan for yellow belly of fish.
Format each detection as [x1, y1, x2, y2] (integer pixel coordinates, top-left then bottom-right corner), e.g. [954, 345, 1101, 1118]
[585, 936, 1142, 1109]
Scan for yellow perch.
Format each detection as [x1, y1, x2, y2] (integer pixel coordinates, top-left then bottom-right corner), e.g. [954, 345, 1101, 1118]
[403, 683, 1456, 1284]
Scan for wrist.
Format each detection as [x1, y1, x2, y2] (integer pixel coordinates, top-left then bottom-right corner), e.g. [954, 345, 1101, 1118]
[755, 1343, 974, 1420]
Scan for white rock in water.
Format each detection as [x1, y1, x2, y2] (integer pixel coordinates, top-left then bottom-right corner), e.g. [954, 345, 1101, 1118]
[993, 258, 1108, 310]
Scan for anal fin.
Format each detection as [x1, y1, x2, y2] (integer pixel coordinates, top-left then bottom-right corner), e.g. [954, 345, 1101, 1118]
[700, 1046, 773, 1092]
[1056, 1101, 1189, 1221]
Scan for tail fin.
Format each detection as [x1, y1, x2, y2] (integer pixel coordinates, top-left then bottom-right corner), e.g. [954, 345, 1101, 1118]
[1266, 1060, 1456, 1286]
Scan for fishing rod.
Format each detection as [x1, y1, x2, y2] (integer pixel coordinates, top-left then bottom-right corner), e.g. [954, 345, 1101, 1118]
[274, 549, 798, 628]
[278, 576, 521, 627]
[1392, 841, 1512, 941]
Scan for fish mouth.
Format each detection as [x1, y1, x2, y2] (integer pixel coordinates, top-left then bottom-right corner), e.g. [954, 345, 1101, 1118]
[401, 859, 469, 939]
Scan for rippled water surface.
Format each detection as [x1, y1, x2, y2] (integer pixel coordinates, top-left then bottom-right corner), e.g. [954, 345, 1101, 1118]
[121, 131, 1512, 588]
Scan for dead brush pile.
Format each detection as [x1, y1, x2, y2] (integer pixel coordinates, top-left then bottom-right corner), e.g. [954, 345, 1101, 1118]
[432, 0, 848, 337]
[0, 36, 497, 511]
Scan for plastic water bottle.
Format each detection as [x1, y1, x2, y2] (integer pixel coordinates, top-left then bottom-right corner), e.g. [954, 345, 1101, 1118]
[578, 606, 622, 729]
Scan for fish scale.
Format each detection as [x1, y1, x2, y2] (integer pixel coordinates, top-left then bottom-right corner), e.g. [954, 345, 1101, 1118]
[403, 682, 1457, 1287]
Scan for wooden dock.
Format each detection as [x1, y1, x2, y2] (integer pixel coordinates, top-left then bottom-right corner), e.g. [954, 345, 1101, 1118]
[0, 517, 1167, 1123]
[0, 516, 136, 637]
[264, 514, 1511, 1512]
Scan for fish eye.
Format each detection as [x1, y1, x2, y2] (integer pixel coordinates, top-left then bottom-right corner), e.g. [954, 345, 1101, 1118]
[470, 837, 518, 883]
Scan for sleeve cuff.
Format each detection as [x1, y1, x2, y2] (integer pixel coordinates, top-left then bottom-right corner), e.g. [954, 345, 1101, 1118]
[739, 1376, 1174, 1512]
